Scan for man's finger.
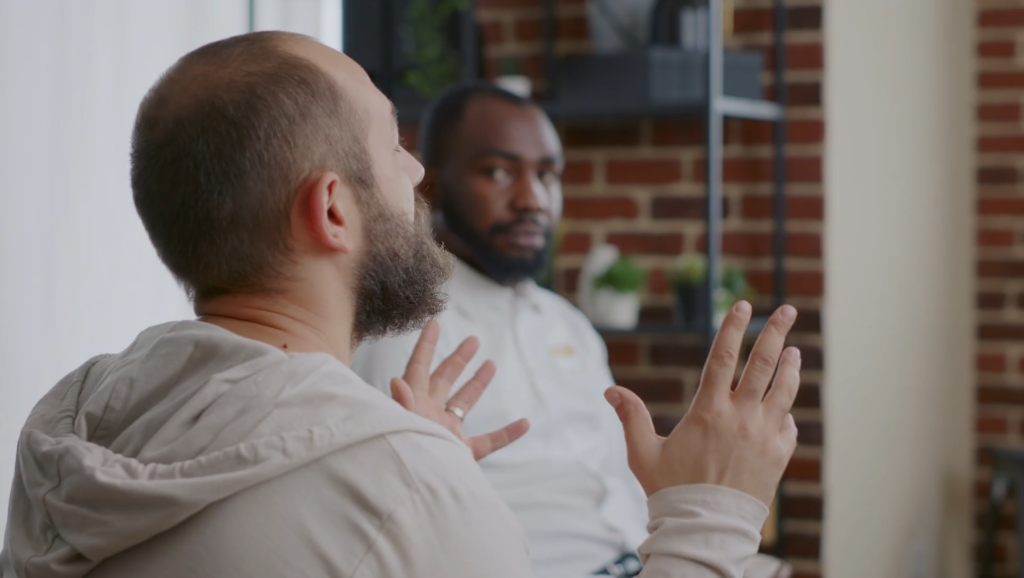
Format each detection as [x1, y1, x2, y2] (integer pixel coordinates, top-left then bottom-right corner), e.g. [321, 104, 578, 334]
[404, 320, 441, 391]
[605, 386, 660, 461]
[469, 418, 530, 461]
[446, 360, 496, 414]
[691, 301, 752, 411]
[734, 305, 797, 404]
[390, 377, 415, 411]
[763, 347, 802, 422]
[429, 336, 480, 399]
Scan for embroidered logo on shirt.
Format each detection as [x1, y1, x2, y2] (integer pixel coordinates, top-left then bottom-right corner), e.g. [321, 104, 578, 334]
[548, 344, 577, 358]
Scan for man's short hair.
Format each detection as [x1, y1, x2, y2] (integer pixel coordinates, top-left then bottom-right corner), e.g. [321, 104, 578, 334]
[131, 31, 374, 302]
[418, 83, 533, 170]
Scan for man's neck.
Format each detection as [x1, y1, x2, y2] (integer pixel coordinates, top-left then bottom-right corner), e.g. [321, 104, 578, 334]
[195, 290, 355, 364]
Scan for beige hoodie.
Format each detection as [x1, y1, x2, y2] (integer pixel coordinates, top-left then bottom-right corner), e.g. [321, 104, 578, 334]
[1, 321, 767, 578]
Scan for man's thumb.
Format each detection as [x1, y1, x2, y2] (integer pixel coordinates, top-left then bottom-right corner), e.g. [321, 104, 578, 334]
[605, 386, 658, 452]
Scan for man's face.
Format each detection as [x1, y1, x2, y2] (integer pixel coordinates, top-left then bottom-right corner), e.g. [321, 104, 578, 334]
[437, 97, 564, 285]
[363, 82, 424, 221]
[295, 40, 453, 343]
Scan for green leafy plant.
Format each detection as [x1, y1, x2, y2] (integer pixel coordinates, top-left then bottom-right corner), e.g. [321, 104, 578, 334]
[593, 256, 647, 294]
[668, 255, 707, 287]
[497, 56, 522, 77]
[403, 0, 468, 98]
[668, 256, 755, 300]
[721, 267, 756, 302]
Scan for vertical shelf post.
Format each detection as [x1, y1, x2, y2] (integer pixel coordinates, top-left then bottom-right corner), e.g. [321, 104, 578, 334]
[770, 0, 788, 560]
[704, 0, 724, 350]
[543, 0, 556, 99]
[461, 0, 478, 82]
[379, 0, 394, 98]
[772, 0, 787, 308]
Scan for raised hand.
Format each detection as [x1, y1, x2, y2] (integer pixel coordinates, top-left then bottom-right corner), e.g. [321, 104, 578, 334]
[391, 320, 530, 461]
[605, 301, 800, 506]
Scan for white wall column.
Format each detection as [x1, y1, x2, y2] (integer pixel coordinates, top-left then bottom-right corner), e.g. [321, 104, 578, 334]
[823, 0, 974, 576]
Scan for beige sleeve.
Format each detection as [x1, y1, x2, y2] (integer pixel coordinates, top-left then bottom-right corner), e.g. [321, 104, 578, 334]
[356, 432, 766, 578]
[638, 485, 770, 578]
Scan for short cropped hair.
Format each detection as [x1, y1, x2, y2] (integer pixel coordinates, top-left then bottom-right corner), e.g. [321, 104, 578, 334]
[131, 31, 374, 302]
[418, 83, 532, 170]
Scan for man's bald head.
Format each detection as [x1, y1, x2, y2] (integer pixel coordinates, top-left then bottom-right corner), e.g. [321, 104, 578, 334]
[131, 31, 373, 302]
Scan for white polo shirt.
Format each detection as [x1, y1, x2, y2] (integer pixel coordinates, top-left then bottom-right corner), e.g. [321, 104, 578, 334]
[352, 259, 650, 578]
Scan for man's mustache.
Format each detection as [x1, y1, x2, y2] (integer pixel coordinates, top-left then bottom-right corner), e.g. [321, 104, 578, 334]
[488, 215, 550, 237]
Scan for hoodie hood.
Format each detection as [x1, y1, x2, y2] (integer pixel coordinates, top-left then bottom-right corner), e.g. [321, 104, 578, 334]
[1, 321, 442, 578]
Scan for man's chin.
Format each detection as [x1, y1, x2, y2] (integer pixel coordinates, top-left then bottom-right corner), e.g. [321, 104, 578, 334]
[497, 247, 546, 262]
[474, 250, 548, 286]
[351, 196, 454, 343]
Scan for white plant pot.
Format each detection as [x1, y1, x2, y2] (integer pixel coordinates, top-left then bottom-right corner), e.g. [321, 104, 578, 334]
[578, 243, 621, 322]
[494, 75, 532, 98]
[590, 288, 641, 329]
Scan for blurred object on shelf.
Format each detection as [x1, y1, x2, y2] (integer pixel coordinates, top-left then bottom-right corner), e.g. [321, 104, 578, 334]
[586, 0, 659, 53]
[652, 0, 735, 51]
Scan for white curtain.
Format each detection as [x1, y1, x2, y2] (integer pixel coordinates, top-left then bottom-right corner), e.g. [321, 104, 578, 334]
[0, 0, 342, 540]
[254, 0, 343, 50]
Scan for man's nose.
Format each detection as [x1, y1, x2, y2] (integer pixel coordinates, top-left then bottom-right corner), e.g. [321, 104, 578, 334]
[510, 173, 548, 212]
[406, 151, 425, 187]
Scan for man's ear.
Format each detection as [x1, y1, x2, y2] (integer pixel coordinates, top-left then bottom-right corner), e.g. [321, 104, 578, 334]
[418, 167, 439, 208]
[304, 171, 356, 255]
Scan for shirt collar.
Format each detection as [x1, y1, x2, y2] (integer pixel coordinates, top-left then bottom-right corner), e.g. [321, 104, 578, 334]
[448, 259, 544, 314]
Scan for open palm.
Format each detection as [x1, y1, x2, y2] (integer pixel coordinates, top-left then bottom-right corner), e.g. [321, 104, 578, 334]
[390, 320, 530, 460]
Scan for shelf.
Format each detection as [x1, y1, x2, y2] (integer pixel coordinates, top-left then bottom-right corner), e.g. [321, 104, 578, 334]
[596, 316, 768, 337]
[397, 97, 784, 125]
[541, 99, 698, 121]
[541, 97, 783, 122]
[718, 97, 784, 121]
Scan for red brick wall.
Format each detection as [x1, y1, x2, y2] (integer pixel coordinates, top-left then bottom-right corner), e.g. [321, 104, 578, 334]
[407, 1, 825, 574]
[977, 3, 1024, 575]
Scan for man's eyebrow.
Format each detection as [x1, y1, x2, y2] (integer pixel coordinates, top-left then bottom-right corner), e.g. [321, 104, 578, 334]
[473, 148, 564, 164]
[474, 148, 520, 161]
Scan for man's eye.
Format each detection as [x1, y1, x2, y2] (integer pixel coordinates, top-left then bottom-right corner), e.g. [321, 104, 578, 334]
[539, 170, 561, 185]
[485, 167, 511, 182]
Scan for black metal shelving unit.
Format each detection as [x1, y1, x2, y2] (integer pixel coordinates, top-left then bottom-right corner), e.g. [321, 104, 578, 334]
[537, 0, 788, 348]
[537, 1, 790, 559]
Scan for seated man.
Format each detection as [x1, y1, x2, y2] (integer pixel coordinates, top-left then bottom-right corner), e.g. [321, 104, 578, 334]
[2, 33, 801, 578]
[353, 85, 793, 578]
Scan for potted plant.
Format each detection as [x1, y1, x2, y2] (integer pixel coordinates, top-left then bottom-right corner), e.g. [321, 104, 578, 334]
[717, 266, 755, 326]
[590, 255, 647, 329]
[494, 57, 532, 98]
[668, 255, 707, 330]
[668, 256, 755, 330]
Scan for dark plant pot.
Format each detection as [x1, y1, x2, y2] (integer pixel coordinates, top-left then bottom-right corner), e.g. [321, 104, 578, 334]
[673, 283, 709, 330]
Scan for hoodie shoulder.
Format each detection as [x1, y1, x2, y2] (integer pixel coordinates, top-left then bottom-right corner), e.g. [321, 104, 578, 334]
[84, 429, 498, 578]
[2, 320, 465, 578]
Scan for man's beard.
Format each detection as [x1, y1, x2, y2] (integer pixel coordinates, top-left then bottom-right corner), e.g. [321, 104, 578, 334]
[440, 188, 551, 286]
[352, 192, 454, 345]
